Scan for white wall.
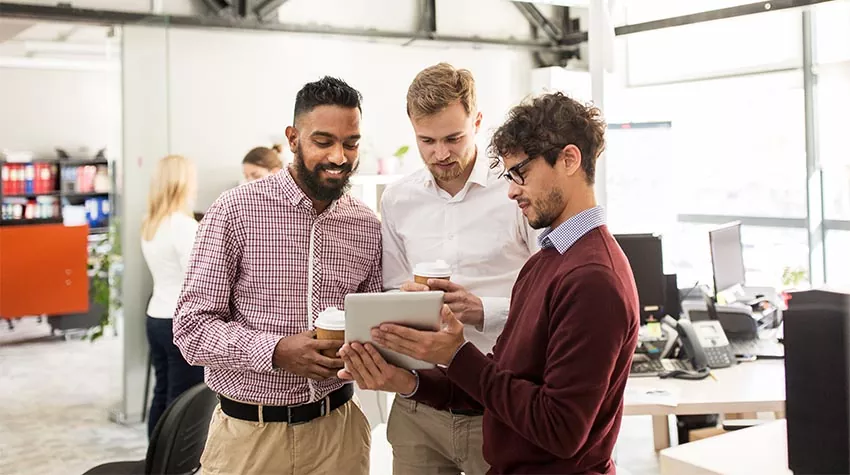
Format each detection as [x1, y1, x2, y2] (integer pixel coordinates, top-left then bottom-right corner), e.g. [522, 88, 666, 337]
[119, 26, 171, 422]
[165, 28, 534, 208]
[0, 68, 121, 158]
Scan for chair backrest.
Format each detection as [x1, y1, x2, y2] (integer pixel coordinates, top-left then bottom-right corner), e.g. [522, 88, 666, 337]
[145, 382, 217, 475]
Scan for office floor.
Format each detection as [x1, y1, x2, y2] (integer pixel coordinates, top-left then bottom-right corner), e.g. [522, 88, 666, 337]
[0, 319, 660, 475]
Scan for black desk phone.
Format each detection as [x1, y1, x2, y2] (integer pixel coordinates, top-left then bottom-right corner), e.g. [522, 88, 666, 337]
[658, 316, 735, 380]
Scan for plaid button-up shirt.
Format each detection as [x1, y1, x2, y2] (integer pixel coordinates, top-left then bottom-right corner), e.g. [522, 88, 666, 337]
[174, 168, 383, 406]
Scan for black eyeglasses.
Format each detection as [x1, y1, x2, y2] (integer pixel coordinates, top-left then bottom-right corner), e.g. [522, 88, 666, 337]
[500, 147, 563, 185]
[500, 156, 538, 185]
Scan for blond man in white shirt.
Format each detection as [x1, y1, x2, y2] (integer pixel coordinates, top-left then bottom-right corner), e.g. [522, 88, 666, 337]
[380, 63, 538, 474]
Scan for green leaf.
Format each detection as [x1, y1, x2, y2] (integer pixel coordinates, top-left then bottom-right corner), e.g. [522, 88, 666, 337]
[393, 145, 410, 158]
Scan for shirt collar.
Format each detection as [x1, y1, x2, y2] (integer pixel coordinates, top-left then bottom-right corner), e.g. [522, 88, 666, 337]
[467, 148, 490, 188]
[278, 167, 309, 207]
[538, 206, 606, 254]
[278, 166, 341, 215]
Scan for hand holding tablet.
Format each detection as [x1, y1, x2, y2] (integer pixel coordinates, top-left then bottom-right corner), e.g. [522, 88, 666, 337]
[343, 291, 444, 370]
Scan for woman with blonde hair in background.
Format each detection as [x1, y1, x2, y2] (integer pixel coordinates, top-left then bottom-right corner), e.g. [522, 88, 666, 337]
[140, 154, 204, 438]
[242, 144, 284, 182]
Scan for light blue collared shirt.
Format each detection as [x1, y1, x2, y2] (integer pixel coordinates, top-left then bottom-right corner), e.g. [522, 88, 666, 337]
[537, 206, 606, 254]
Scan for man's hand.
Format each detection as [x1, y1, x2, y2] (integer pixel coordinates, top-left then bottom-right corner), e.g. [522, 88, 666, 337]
[401, 279, 485, 328]
[400, 280, 430, 292]
[371, 305, 466, 366]
[272, 331, 344, 381]
[337, 342, 417, 393]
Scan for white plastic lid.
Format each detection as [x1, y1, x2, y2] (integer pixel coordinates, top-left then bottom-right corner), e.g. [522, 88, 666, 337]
[315, 307, 346, 331]
[413, 259, 452, 278]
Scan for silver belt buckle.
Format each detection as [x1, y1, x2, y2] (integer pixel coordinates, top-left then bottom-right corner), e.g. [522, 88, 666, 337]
[319, 396, 330, 417]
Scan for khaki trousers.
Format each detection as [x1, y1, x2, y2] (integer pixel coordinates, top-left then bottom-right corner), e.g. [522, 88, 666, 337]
[387, 397, 489, 475]
[199, 399, 371, 475]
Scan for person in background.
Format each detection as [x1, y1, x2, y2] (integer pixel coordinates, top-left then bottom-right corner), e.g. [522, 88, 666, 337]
[380, 62, 538, 474]
[242, 144, 284, 182]
[140, 154, 204, 438]
[173, 76, 379, 475]
[340, 92, 640, 474]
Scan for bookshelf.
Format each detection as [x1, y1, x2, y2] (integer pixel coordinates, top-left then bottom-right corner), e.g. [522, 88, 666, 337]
[0, 158, 112, 234]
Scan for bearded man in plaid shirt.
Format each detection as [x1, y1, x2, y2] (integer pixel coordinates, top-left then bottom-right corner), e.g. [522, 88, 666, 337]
[174, 76, 380, 475]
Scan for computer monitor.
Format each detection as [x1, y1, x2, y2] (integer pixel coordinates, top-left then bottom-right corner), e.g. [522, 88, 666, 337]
[614, 233, 666, 322]
[709, 221, 746, 299]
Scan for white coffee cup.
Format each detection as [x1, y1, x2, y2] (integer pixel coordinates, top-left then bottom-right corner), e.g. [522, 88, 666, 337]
[413, 259, 452, 286]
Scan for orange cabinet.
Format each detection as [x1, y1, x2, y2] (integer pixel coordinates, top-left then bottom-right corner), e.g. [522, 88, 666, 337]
[0, 223, 89, 318]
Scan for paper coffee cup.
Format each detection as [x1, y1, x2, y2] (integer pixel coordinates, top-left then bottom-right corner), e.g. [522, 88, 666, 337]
[413, 259, 452, 286]
[315, 307, 346, 358]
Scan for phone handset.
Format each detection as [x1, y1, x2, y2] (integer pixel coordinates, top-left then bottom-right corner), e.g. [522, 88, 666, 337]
[660, 316, 712, 380]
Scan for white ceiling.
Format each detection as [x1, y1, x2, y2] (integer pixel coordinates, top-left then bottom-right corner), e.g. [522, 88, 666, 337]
[0, 19, 119, 62]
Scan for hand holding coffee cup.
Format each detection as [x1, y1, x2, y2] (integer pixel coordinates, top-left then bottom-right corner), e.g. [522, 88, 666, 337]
[412, 259, 452, 288]
[314, 307, 346, 358]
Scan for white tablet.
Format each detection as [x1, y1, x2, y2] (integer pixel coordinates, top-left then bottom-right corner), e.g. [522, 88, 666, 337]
[344, 291, 443, 371]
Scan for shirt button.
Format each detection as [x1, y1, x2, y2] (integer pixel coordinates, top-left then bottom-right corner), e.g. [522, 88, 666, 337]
[448, 234, 455, 240]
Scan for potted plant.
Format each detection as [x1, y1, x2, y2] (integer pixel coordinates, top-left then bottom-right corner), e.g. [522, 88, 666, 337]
[88, 218, 122, 341]
[781, 266, 808, 290]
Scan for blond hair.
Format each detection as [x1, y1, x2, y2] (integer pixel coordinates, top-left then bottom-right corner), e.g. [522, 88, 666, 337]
[406, 62, 477, 119]
[141, 155, 196, 241]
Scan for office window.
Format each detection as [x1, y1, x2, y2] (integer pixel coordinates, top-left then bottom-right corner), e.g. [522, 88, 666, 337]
[739, 226, 809, 288]
[623, 4, 800, 85]
[606, 72, 808, 289]
[606, 71, 807, 220]
[659, 223, 808, 290]
[814, 0, 850, 65]
[827, 230, 850, 288]
[817, 64, 850, 221]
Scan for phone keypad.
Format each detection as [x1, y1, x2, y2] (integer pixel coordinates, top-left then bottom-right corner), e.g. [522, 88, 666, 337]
[705, 346, 733, 368]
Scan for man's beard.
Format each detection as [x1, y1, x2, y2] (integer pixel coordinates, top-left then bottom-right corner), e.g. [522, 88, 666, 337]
[428, 161, 464, 182]
[293, 144, 358, 202]
[524, 188, 566, 229]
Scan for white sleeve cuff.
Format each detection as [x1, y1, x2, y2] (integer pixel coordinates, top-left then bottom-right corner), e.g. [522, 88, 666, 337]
[479, 296, 510, 339]
[399, 370, 419, 398]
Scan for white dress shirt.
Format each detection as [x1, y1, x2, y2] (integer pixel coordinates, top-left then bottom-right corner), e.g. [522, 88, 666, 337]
[142, 212, 199, 319]
[381, 153, 539, 353]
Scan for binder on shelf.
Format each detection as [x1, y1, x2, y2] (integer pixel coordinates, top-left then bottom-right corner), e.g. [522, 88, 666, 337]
[24, 164, 34, 195]
[1, 164, 8, 195]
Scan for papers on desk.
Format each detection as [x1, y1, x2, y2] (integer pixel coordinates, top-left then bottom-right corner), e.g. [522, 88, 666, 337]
[626, 387, 680, 407]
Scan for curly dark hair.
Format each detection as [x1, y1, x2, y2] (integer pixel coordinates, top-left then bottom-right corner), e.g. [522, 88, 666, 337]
[293, 76, 362, 123]
[488, 92, 606, 184]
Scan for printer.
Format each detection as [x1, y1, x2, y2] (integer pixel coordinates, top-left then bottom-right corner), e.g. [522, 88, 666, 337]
[683, 296, 781, 339]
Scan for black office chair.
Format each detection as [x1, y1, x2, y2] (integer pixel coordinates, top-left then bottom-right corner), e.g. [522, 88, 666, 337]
[83, 383, 217, 475]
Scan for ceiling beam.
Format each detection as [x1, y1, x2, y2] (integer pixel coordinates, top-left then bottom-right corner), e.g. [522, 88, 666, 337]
[254, 0, 292, 22]
[513, 2, 562, 44]
[0, 2, 568, 51]
[199, 0, 232, 16]
[557, 0, 838, 46]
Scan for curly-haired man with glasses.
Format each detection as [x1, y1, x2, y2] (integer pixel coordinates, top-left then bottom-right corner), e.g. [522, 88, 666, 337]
[338, 92, 640, 474]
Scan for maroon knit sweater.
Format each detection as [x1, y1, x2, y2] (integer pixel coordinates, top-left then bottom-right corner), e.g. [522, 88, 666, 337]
[413, 226, 639, 474]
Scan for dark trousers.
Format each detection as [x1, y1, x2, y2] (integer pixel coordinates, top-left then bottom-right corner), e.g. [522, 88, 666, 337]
[146, 316, 204, 438]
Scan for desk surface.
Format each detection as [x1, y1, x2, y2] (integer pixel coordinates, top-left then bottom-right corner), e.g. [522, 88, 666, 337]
[624, 360, 785, 416]
[659, 419, 791, 475]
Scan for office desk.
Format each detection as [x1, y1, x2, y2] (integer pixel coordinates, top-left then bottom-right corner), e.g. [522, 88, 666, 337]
[659, 419, 790, 475]
[624, 360, 785, 450]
